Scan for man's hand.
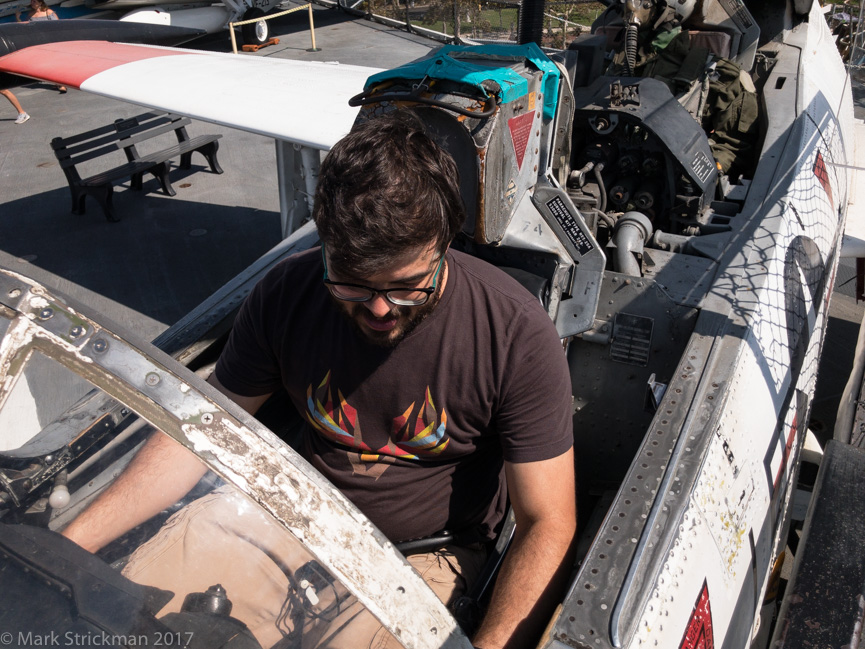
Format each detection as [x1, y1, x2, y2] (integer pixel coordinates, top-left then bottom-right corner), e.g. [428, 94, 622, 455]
[471, 449, 577, 649]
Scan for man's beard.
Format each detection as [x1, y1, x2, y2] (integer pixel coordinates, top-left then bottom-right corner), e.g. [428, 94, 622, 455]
[334, 279, 444, 348]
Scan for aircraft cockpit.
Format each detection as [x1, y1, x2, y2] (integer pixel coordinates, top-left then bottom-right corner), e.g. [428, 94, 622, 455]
[341, 0, 775, 543]
[0, 269, 469, 649]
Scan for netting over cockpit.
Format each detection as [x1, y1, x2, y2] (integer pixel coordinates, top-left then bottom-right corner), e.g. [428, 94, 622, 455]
[748, 92, 845, 400]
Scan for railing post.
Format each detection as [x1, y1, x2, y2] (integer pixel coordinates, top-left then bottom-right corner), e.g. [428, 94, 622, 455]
[308, 3, 321, 51]
[229, 22, 238, 54]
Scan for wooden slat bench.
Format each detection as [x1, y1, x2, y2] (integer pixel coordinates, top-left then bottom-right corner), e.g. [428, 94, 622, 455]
[51, 112, 224, 222]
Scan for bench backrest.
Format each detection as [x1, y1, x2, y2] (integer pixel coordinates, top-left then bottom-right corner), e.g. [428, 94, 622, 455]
[50, 112, 192, 170]
[116, 113, 192, 151]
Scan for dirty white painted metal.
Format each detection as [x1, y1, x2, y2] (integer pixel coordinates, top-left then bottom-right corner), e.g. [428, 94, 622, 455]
[841, 119, 865, 258]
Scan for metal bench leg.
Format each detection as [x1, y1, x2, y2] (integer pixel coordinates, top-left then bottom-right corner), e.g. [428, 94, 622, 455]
[151, 162, 176, 197]
[131, 171, 144, 191]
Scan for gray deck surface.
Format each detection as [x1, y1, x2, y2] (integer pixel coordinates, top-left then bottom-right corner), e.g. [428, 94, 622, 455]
[0, 7, 861, 434]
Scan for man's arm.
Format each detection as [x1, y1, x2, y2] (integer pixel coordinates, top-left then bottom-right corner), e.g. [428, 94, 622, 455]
[471, 448, 577, 649]
[62, 374, 271, 553]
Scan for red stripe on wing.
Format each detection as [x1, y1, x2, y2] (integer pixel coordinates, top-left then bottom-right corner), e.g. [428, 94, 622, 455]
[0, 41, 190, 88]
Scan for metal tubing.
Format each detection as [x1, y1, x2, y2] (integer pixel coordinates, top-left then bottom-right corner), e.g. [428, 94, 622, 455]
[612, 211, 653, 276]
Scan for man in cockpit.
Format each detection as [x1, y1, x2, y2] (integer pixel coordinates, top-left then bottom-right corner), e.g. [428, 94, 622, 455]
[62, 108, 576, 649]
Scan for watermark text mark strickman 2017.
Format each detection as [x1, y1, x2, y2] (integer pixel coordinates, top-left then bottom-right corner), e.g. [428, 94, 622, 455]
[1, 631, 195, 646]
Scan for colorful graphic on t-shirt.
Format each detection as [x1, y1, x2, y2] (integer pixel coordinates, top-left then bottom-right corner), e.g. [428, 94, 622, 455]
[305, 371, 450, 476]
[305, 371, 373, 453]
[389, 387, 450, 458]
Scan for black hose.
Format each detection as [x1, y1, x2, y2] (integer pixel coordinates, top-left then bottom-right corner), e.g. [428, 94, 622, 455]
[625, 23, 639, 75]
[348, 89, 498, 118]
[518, 0, 545, 45]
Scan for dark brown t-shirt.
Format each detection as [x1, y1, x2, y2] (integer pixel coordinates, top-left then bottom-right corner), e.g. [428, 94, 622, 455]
[216, 248, 573, 543]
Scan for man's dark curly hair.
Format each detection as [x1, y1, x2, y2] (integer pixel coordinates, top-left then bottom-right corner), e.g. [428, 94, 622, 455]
[313, 109, 467, 276]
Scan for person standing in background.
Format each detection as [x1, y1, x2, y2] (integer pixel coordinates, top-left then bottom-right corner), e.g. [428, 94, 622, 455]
[1, 89, 30, 124]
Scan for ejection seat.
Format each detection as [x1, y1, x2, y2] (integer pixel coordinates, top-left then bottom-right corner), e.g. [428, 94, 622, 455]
[418, 104, 556, 311]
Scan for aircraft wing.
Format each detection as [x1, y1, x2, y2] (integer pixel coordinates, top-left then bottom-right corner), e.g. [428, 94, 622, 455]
[0, 40, 380, 150]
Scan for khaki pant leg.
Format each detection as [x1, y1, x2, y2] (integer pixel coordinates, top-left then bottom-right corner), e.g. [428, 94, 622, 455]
[313, 545, 487, 649]
[122, 487, 486, 649]
[122, 487, 312, 649]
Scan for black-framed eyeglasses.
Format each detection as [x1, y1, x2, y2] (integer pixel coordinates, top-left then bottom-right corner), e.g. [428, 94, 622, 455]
[321, 246, 444, 306]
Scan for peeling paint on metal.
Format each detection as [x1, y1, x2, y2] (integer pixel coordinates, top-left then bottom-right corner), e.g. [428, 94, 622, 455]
[183, 423, 469, 649]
